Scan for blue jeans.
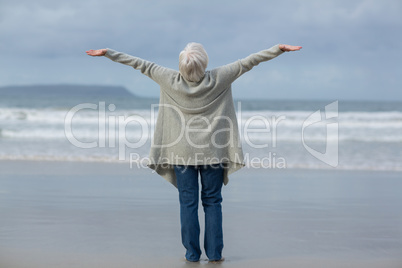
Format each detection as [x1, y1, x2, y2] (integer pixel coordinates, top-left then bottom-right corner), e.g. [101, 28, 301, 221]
[174, 164, 224, 262]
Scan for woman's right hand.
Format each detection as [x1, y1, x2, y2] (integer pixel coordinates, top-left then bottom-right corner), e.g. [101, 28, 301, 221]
[86, 49, 107, 56]
[279, 44, 302, 52]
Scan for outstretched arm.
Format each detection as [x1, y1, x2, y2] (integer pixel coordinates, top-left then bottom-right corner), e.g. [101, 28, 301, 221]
[213, 44, 301, 85]
[85, 48, 176, 86]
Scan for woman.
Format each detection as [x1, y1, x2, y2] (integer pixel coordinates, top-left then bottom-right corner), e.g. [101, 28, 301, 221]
[86, 43, 301, 262]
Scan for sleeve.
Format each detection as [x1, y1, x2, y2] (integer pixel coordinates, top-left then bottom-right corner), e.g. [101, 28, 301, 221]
[104, 49, 177, 85]
[214, 44, 285, 84]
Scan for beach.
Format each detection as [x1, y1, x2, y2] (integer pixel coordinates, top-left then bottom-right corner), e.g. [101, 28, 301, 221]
[1, 160, 402, 268]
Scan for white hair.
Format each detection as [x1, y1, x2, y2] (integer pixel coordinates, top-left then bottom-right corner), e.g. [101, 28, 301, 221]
[179, 42, 209, 82]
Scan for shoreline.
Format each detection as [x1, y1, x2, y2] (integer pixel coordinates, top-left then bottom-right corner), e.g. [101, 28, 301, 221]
[1, 158, 402, 174]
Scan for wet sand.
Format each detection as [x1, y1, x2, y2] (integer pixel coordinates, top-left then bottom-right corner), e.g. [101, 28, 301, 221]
[1, 160, 402, 267]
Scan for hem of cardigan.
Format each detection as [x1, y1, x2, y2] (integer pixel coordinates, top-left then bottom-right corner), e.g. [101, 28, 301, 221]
[147, 161, 245, 188]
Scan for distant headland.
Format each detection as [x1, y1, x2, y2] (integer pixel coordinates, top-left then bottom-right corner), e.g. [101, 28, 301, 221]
[0, 84, 137, 97]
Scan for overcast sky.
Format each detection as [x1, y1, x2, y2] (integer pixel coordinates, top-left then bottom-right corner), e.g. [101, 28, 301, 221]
[0, 0, 401, 101]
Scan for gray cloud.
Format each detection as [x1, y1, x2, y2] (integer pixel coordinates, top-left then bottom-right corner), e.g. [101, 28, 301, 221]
[0, 0, 401, 100]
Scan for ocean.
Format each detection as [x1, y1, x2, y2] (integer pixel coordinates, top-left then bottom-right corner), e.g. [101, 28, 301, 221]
[1, 87, 401, 172]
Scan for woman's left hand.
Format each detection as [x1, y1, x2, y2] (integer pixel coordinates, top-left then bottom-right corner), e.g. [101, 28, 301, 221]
[86, 49, 107, 56]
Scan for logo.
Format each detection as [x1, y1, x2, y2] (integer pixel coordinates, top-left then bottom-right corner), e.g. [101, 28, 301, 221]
[302, 101, 338, 167]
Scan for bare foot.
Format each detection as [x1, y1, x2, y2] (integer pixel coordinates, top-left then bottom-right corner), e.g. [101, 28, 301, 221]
[208, 257, 225, 263]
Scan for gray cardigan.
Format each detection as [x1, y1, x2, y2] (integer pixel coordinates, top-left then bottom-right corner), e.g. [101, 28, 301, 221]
[105, 45, 284, 187]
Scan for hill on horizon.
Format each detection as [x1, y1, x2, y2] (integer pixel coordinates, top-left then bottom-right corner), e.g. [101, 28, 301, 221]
[0, 84, 137, 97]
